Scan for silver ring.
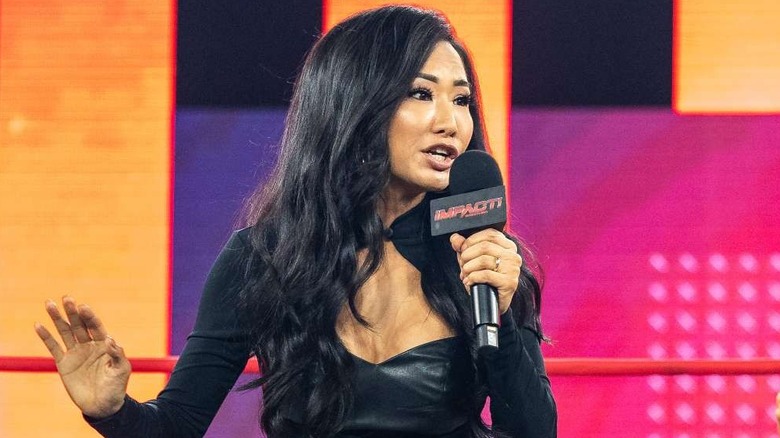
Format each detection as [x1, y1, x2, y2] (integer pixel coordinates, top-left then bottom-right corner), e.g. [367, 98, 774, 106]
[493, 257, 501, 272]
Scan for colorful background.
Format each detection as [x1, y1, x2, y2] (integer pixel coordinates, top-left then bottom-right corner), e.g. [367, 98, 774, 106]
[2, 0, 779, 437]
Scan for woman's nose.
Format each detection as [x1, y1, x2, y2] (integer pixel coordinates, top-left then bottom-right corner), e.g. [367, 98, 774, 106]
[432, 100, 457, 137]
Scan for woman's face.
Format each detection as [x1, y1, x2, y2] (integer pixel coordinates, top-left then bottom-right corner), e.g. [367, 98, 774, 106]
[386, 41, 474, 197]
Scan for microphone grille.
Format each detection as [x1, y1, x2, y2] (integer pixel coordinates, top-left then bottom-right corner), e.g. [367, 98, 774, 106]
[448, 150, 503, 195]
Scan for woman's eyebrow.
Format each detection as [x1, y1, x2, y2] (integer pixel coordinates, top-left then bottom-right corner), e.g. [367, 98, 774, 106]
[416, 73, 470, 88]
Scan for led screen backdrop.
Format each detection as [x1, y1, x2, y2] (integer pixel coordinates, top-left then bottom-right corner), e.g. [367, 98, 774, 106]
[2, 0, 780, 437]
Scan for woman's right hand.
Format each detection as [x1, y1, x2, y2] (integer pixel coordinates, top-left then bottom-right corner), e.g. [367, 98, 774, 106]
[34, 296, 131, 419]
[776, 392, 780, 434]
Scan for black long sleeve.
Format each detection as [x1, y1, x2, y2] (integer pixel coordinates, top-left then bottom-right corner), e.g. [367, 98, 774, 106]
[483, 309, 557, 438]
[87, 230, 253, 437]
[86, 224, 557, 437]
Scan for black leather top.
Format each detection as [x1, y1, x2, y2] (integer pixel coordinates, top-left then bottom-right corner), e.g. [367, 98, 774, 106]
[336, 194, 472, 436]
[340, 337, 472, 436]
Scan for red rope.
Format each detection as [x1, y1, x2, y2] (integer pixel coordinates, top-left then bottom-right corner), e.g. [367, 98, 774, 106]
[0, 356, 260, 374]
[1, 356, 779, 376]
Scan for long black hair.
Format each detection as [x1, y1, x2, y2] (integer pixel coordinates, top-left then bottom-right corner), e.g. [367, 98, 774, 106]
[237, 5, 543, 437]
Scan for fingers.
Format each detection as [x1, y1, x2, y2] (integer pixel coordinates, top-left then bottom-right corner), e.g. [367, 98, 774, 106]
[461, 269, 508, 289]
[45, 299, 77, 350]
[450, 233, 466, 252]
[63, 296, 92, 343]
[450, 229, 517, 254]
[451, 230, 523, 280]
[776, 392, 780, 433]
[105, 337, 126, 365]
[458, 235, 518, 262]
[42, 297, 108, 349]
[34, 322, 65, 362]
[450, 230, 522, 314]
[461, 252, 515, 275]
[80, 304, 108, 342]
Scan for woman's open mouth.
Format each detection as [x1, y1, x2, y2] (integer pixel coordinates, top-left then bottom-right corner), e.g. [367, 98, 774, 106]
[423, 144, 459, 170]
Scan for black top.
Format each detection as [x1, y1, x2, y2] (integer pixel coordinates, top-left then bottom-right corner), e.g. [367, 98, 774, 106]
[86, 197, 557, 437]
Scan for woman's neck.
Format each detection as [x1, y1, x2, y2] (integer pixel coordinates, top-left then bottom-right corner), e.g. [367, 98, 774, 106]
[378, 180, 426, 227]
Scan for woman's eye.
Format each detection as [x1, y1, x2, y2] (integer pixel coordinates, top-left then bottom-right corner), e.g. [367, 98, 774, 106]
[455, 95, 472, 106]
[408, 87, 433, 100]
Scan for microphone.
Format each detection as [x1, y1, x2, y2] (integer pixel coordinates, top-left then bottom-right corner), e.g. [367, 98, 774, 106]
[429, 150, 506, 353]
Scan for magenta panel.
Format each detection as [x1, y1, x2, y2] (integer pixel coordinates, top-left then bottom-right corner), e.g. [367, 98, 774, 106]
[510, 109, 780, 437]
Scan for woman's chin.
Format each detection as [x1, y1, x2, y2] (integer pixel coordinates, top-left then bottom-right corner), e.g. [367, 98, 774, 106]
[408, 177, 447, 194]
[386, 171, 450, 197]
[427, 175, 451, 193]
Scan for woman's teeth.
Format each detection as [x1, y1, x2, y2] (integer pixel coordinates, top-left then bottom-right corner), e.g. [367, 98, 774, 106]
[428, 151, 447, 161]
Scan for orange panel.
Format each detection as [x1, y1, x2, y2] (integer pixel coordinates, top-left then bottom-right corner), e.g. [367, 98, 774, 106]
[675, 0, 780, 113]
[0, 1, 174, 436]
[324, 0, 512, 185]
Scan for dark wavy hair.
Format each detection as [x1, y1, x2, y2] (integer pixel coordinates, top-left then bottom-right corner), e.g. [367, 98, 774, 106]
[237, 5, 544, 437]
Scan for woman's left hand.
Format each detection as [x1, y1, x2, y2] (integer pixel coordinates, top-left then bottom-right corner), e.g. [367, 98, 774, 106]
[450, 229, 522, 315]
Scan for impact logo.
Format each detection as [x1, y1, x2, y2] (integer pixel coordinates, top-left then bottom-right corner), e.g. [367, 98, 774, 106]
[433, 197, 504, 221]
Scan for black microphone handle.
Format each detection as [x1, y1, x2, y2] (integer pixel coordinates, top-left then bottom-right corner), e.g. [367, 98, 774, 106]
[471, 283, 500, 353]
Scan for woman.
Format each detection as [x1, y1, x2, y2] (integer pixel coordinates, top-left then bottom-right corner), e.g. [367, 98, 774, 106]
[35, 5, 556, 437]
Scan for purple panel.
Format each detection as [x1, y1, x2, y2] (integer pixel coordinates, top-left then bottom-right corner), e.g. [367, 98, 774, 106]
[173, 109, 285, 350]
[174, 109, 285, 437]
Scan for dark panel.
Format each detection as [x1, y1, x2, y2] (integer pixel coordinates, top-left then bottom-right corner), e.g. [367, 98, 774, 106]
[177, 0, 321, 107]
[513, 1, 672, 106]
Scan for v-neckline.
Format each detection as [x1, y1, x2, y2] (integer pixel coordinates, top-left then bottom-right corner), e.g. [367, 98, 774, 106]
[346, 336, 459, 366]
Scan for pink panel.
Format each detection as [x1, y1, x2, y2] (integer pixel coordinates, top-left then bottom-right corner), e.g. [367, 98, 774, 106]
[510, 109, 780, 436]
